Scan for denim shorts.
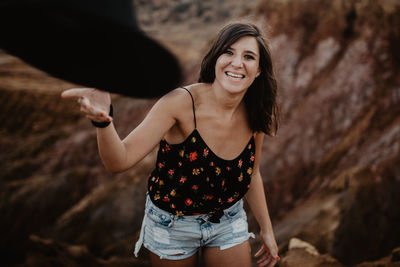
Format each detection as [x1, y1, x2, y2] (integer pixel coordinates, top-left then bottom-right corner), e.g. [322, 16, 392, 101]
[134, 195, 255, 260]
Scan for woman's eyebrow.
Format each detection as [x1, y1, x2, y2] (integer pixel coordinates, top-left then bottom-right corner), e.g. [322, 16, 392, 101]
[228, 47, 258, 56]
[244, 50, 258, 56]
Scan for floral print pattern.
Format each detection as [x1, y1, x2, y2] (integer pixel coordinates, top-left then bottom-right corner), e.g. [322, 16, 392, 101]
[148, 129, 255, 221]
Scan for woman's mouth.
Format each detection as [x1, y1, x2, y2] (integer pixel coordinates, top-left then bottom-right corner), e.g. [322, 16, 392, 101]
[225, 71, 245, 79]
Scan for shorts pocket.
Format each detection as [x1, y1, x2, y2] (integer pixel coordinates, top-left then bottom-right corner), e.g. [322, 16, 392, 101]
[226, 208, 241, 218]
[225, 205, 245, 219]
[146, 207, 174, 227]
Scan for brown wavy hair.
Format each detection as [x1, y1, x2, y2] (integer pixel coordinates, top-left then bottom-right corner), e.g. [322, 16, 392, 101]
[199, 22, 279, 136]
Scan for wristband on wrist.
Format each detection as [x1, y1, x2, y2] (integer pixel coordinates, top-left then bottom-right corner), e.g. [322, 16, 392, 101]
[91, 104, 113, 128]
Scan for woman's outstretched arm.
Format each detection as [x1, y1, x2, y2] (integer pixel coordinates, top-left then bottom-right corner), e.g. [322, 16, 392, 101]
[62, 88, 183, 173]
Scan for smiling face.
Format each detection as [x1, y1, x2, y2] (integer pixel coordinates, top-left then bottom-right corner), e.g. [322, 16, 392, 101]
[213, 36, 261, 94]
[199, 23, 279, 135]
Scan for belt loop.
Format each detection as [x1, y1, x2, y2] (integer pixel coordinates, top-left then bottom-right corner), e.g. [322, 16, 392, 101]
[168, 214, 177, 227]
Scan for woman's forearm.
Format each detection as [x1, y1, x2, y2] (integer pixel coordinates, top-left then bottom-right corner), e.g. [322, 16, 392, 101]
[97, 123, 128, 173]
[245, 171, 274, 234]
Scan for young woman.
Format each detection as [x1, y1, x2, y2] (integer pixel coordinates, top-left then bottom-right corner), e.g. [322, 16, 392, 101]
[62, 22, 280, 267]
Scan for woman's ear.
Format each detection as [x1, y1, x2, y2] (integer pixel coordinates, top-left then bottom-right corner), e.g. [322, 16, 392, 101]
[256, 68, 261, 78]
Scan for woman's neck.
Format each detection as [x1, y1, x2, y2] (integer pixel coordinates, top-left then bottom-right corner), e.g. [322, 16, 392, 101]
[208, 82, 246, 120]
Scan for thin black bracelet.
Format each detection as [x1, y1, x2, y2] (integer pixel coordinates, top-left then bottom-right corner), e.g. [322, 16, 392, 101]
[91, 104, 113, 128]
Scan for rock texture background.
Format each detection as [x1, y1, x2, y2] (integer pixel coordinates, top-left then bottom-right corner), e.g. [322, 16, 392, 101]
[1, 0, 399, 266]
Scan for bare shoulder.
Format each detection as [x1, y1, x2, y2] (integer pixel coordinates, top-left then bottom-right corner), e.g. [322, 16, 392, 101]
[163, 83, 209, 104]
[150, 84, 210, 126]
[254, 132, 265, 151]
[154, 86, 198, 118]
[253, 132, 265, 171]
[254, 132, 265, 142]
[159, 86, 189, 102]
[182, 83, 211, 106]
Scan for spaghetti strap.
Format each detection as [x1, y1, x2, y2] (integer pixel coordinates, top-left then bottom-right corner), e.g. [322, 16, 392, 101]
[181, 87, 197, 129]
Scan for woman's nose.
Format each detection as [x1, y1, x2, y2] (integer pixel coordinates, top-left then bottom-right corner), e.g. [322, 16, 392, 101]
[231, 55, 243, 68]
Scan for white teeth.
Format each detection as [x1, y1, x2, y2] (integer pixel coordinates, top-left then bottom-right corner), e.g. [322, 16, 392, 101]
[226, 72, 244, 79]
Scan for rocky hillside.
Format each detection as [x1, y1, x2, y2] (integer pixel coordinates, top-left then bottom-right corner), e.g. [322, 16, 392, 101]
[0, 0, 399, 266]
[256, 0, 400, 265]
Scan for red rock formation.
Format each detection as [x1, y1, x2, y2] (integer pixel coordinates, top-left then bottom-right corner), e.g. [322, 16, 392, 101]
[254, 0, 400, 265]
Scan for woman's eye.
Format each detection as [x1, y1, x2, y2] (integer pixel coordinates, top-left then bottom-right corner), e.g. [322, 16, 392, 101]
[244, 55, 255, 60]
[224, 50, 233, 55]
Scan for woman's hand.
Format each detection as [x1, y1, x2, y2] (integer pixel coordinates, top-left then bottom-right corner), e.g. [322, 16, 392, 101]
[254, 230, 280, 267]
[61, 88, 112, 123]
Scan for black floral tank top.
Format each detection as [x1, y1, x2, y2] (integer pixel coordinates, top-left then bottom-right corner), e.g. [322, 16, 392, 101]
[148, 87, 255, 222]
